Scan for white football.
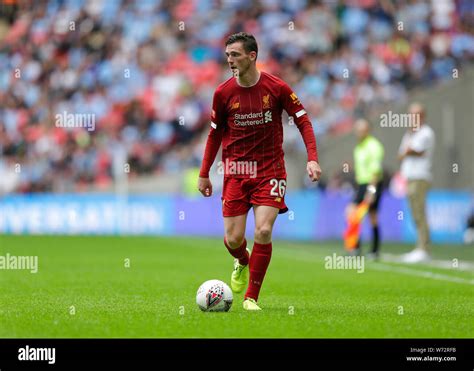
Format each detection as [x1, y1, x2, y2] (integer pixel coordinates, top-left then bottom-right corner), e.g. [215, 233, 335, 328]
[196, 279, 233, 312]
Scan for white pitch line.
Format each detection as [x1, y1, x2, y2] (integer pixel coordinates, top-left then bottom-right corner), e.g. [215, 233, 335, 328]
[381, 253, 474, 271]
[370, 263, 474, 285]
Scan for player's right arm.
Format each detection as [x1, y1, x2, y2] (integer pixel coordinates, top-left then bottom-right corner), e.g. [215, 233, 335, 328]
[198, 89, 226, 197]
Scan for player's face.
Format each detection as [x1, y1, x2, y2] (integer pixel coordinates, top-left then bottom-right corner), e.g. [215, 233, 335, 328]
[408, 104, 424, 131]
[225, 42, 255, 76]
[354, 120, 369, 141]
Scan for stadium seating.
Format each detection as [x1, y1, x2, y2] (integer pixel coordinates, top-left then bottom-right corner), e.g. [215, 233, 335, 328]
[0, 0, 473, 193]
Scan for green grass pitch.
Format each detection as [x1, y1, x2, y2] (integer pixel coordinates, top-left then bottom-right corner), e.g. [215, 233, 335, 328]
[0, 235, 472, 338]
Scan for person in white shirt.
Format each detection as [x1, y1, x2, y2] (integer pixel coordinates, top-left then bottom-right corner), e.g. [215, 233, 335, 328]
[398, 102, 435, 263]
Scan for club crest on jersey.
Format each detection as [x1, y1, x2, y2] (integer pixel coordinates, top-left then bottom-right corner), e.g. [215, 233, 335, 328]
[290, 92, 301, 105]
[262, 94, 271, 109]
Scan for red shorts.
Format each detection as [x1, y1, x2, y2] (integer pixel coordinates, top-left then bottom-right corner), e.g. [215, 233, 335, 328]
[222, 176, 288, 217]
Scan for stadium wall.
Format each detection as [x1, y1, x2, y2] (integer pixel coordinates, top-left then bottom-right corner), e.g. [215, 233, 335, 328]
[1, 191, 471, 244]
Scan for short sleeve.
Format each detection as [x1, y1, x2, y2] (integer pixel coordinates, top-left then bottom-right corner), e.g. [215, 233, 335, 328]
[398, 133, 409, 155]
[367, 139, 384, 176]
[410, 130, 430, 152]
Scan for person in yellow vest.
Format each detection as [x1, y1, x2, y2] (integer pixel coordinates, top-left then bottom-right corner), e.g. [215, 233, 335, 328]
[184, 167, 202, 196]
[349, 119, 385, 259]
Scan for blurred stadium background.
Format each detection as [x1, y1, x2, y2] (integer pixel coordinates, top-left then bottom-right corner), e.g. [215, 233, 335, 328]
[1, 0, 474, 339]
[0, 0, 473, 244]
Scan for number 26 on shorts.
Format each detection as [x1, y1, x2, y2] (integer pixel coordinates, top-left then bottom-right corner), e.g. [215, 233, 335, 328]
[269, 179, 286, 198]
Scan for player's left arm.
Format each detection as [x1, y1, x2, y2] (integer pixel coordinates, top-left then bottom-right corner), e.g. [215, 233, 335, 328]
[280, 83, 321, 182]
[368, 140, 384, 186]
[400, 130, 432, 158]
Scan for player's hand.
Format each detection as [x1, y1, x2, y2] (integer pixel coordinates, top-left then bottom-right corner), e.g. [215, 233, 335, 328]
[364, 184, 377, 204]
[198, 177, 213, 197]
[307, 161, 322, 182]
[345, 203, 356, 219]
[398, 150, 407, 161]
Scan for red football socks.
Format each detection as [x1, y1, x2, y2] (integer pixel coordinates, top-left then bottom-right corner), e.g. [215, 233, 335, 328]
[245, 242, 272, 301]
[224, 238, 249, 266]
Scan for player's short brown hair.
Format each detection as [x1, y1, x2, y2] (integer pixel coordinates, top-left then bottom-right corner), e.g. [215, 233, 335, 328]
[225, 32, 258, 58]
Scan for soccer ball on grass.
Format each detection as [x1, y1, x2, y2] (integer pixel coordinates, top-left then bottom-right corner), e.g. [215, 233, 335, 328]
[196, 279, 233, 312]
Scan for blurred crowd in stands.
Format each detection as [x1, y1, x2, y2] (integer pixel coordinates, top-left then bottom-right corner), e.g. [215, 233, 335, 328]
[0, 0, 473, 193]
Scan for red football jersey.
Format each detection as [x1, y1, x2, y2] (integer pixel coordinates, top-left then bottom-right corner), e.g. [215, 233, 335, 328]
[200, 71, 317, 179]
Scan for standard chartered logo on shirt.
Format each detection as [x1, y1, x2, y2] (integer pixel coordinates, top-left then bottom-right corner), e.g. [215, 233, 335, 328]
[234, 111, 272, 126]
[264, 111, 272, 123]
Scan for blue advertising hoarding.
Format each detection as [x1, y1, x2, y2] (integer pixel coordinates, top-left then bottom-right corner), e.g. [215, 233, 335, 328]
[0, 194, 174, 235]
[0, 191, 471, 244]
